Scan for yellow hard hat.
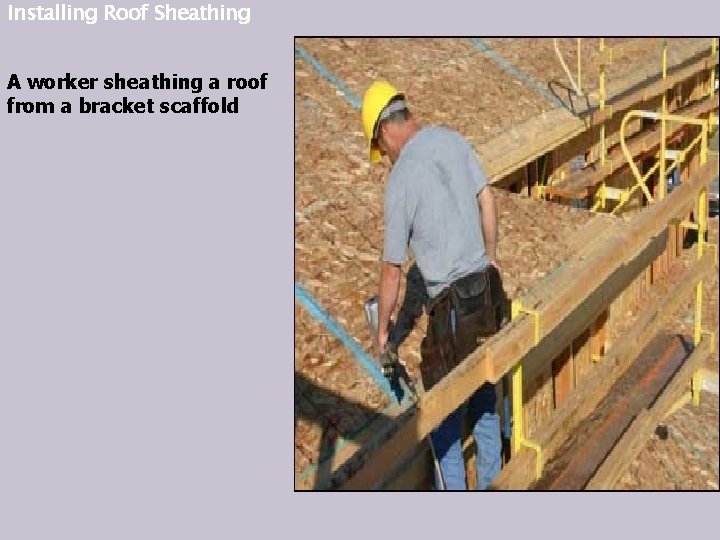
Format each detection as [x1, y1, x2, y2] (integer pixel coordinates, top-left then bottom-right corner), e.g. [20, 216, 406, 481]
[361, 80, 404, 164]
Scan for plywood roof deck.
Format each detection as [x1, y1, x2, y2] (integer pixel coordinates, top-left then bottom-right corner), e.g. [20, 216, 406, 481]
[296, 38, 553, 145]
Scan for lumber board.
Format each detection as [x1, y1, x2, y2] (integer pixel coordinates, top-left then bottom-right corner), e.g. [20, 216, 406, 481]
[492, 252, 715, 489]
[538, 333, 690, 489]
[332, 158, 717, 490]
[586, 337, 711, 490]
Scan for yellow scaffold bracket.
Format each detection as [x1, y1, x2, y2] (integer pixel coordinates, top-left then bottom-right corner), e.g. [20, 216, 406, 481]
[680, 220, 699, 231]
[619, 110, 711, 212]
[510, 362, 544, 480]
[590, 186, 605, 213]
[511, 299, 541, 345]
[690, 330, 715, 407]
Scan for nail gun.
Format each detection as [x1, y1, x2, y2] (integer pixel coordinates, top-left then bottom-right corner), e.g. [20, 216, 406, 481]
[363, 296, 418, 399]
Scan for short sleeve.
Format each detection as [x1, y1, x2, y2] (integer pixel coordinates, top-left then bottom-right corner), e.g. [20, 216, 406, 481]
[382, 174, 410, 265]
[467, 144, 488, 195]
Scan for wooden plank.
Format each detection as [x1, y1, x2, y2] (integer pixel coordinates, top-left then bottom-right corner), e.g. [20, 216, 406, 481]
[540, 332, 687, 489]
[586, 337, 711, 490]
[492, 252, 715, 489]
[333, 158, 717, 490]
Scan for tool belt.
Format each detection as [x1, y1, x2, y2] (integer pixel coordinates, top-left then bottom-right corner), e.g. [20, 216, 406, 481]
[419, 265, 509, 391]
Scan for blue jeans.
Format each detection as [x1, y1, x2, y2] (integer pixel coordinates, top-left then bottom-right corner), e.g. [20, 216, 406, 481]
[429, 382, 502, 490]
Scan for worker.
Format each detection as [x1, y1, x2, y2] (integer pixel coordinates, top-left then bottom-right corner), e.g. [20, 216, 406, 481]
[361, 80, 508, 490]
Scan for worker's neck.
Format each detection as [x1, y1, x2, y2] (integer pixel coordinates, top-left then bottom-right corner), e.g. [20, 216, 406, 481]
[397, 121, 420, 153]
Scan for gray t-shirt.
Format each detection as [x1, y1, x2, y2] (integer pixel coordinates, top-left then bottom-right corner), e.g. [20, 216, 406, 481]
[383, 125, 490, 298]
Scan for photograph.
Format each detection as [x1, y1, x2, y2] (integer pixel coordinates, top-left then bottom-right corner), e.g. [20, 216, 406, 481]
[294, 37, 719, 491]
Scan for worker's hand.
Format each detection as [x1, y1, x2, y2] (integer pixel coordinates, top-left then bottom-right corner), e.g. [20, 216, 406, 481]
[489, 256, 501, 273]
[376, 323, 391, 358]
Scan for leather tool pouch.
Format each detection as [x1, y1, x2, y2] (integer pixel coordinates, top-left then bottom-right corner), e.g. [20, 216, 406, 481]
[419, 266, 510, 391]
[449, 269, 498, 360]
[419, 292, 455, 391]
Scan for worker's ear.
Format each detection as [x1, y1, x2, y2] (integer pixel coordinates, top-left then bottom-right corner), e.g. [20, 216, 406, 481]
[381, 120, 399, 139]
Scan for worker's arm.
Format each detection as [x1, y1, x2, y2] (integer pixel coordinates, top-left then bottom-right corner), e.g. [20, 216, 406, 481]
[477, 185, 499, 266]
[377, 261, 401, 355]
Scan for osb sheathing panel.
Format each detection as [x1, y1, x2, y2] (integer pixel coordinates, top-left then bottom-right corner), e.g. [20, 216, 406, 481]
[295, 303, 389, 477]
[295, 38, 552, 145]
[485, 38, 708, 102]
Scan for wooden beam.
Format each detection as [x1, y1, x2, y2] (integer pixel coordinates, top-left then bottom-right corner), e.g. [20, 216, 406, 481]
[586, 337, 711, 490]
[492, 251, 715, 489]
[542, 333, 687, 489]
[332, 157, 718, 490]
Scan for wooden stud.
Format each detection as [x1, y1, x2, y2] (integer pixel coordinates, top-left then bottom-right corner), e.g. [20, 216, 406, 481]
[552, 346, 574, 408]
